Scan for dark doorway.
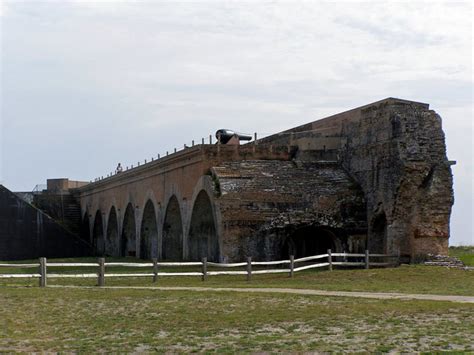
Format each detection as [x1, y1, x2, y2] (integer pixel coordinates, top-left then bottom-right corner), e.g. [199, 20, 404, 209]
[92, 210, 105, 256]
[140, 200, 158, 259]
[283, 226, 337, 259]
[188, 191, 219, 262]
[370, 213, 387, 253]
[121, 203, 137, 257]
[162, 196, 183, 260]
[81, 213, 91, 244]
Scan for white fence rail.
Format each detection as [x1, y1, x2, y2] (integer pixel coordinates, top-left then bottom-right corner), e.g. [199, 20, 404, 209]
[0, 250, 399, 287]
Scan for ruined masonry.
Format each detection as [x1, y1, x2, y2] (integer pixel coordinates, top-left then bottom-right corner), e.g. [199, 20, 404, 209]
[2, 98, 454, 262]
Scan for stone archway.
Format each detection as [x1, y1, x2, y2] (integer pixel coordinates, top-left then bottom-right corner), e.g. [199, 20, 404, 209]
[282, 226, 339, 259]
[188, 190, 219, 262]
[106, 206, 119, 256]
[162, 196, 183, 260]
[121, 203, 137, 257]
[140, 200, 158, 259]
[92, 210, 105, 256]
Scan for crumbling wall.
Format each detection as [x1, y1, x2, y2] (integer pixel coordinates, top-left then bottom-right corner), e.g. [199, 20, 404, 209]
[212, 160, 367, 261]
[340, 100, 454, 258]
[258, 98, 454, 258]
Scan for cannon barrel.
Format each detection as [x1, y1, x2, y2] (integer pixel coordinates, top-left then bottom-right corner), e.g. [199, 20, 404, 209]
[216, 129, 252, 144]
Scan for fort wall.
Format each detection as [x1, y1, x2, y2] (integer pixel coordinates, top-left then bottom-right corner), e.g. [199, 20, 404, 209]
[69, 98, 454, 261]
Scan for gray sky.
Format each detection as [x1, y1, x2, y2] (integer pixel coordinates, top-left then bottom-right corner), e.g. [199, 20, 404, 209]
[1, 1, 472, 245]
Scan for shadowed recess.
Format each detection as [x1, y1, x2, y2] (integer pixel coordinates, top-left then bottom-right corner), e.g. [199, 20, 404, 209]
[92, 210, 104, 256]
[106, 206, 119, 256]
[188, 190, 219, 262]
[121, 203, 137, 257]
[162, 196, 183, 261]
[283, 226, 339, 259]
[140, 200, 158, 259]
[370, 212, 387, 254]
[80, 213, 91, 244]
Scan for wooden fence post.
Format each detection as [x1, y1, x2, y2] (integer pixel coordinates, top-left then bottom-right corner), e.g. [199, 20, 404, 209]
[152, 258, 158, 282]
[39, 257, 47, 288]
[328, 249, 333, 271]
[365, 250, 370, 269]
[201, 257, 207, 281]
[289, 255, 294, 278]
[246, 257, 252, 281]
[98, 258, 105, 287]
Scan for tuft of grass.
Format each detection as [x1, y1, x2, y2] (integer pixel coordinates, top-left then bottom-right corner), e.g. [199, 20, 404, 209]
[450, 246, 474, 266]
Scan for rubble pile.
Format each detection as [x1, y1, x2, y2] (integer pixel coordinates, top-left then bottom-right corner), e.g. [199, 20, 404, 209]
[423, 254, 466, 269]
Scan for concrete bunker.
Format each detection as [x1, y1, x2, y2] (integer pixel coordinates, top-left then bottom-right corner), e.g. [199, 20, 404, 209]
[188, 190, 219, 262]
[106, 206, 119, 256]
[92, 210, 105, 256]
[162, 196, 183, 260]
[121, 203, 137, 257]
[140, 200, 158, 259]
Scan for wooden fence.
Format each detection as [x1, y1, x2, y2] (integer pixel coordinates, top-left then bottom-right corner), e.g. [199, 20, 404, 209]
[0, 250, 398, 287]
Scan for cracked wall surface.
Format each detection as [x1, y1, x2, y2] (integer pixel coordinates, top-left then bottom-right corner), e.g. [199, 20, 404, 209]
[69, 97, 453, 262]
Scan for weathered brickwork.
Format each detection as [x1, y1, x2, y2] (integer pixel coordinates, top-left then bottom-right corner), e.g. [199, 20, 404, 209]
[261, 98, 454, 259]
[65, 97, 453, 262]
[212, 160, 366, 261]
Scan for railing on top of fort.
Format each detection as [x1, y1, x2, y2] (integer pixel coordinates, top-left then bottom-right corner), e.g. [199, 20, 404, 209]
[0, 250, 399, 287]
[32, 184, 47, 195]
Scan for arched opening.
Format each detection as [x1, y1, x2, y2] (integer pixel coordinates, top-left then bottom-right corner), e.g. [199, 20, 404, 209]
[92, 210, 105, 256]
[106, 206, 119, 256]
[282, 226, 338, 259]
[370, 213, 387, 253]
[162, 196, 183, 260]
[140, 200, 158, 259]
[188, 191, 219, 262]
[121, 203, 137, 257]
[81, 212, 91, 244]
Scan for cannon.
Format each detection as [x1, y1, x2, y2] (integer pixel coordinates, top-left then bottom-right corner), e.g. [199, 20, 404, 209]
[216, 129, 253, 144]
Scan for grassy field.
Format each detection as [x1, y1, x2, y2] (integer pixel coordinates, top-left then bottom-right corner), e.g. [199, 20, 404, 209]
[450, 246, 474, 266]
[1, 257, 473, 295]
[1, 252, 473, 352]
[0, 286, 473, 352]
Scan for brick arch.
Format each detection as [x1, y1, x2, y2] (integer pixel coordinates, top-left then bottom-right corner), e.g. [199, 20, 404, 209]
[162, 195, 184, 260]
[140, 199, 159, 259]
[187, 190, 219, 262]
[92, 210, 105, 256]
[106, 206, 119, 256]
[185, 175, 223, 261]
[121, 202, 137, 257]
[137, 190, 161, 258]
[281, 226, 342, 259]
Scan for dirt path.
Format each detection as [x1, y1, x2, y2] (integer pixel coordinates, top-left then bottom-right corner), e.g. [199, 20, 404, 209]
[47, 285, 474, 304]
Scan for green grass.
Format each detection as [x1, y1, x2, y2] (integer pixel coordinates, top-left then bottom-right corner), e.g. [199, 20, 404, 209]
[450, 246, 474, 266]
[0, 287, 473, 352]
[1, 255, 473, 352]
[1, 257, 473, 296]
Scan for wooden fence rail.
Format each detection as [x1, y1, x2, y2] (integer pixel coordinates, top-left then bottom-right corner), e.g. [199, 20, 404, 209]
[0, 250, 399, 287]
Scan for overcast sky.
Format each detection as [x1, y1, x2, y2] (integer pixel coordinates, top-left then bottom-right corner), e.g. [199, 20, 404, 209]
[0, 1, 472, 245]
